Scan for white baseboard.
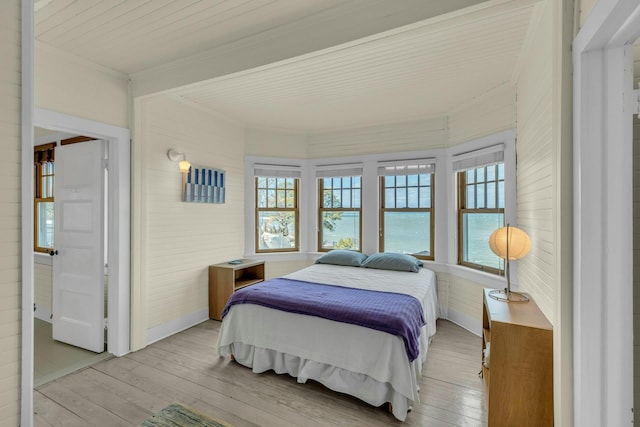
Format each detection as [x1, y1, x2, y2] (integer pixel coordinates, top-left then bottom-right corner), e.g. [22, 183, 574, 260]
[445, 307, 482, 337]
[146, 308, 209, 346]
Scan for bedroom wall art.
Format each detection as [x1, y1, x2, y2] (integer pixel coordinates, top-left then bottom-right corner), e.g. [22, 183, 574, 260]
[183, 165, 226, 204]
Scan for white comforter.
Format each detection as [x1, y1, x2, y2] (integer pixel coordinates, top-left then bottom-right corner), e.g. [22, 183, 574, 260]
[216, 264, 439, 421]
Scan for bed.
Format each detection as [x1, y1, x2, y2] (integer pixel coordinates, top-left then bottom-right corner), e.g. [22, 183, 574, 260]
[216, 252, 439, 421]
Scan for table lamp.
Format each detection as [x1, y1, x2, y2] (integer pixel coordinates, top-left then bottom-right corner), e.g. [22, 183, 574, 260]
[488, 224, 531, 302]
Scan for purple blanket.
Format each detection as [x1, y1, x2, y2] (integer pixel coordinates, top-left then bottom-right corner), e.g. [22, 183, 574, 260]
[221, 278, 425, 361]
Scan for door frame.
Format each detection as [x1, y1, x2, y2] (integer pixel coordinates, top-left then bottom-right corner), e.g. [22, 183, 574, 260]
[34, 109, 131, 356]
[20, 110, 130, 425]
[573, 0, 640, 425]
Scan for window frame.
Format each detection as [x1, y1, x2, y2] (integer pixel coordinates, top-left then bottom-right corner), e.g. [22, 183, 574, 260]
[378, 167, 435, 260]
[317, 175, 363, 253]
[254, 175, 300, 253]
[457, 163, 505, 275]
[34, 143, 55, 253]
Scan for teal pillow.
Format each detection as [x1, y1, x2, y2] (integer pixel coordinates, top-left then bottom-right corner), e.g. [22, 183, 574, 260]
[361, 252, 423, 273]
[314, 250, 368, 267]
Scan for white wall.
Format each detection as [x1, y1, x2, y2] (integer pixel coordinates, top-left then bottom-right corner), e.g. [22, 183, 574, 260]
[35, 44, 129, 129]
[0, 0, 21, 424]
[515, 1, 574, 426]
[579, 0, 598, 28]
[132, 95, 245, 349]
[515, 0, 556, 321]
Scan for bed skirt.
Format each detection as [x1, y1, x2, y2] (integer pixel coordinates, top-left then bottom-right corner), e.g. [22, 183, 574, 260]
[218, 342, 428, 421]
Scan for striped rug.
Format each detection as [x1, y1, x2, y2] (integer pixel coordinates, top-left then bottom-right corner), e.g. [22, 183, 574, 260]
[140, 403, 231, 427]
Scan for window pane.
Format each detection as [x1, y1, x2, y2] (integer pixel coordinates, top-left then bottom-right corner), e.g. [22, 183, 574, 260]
[342, 189, 352, 208]
[466, 169, 475, 184]
[257, 177, 267, 187]
[466, 185, 475, 209]
[396, 175, 406, 187]
[353, 176, 361, 188]
[267, 177, 276, 188]
[36, 202, 54, 249]
[286, 190, 294, 208]
[419, 173, 430, 186]
[384, 176, 395, 188]
[342, 176, 351, 188]
[407, 187, 419, 208]
[385, 189, 395, 208]
[257, 211, 296, 250]
[407, 174, 418, 187]
[486, 165, 496, 181]
[332, 177, 341, 188]
[498, 163, 504, 180]
[267, 189, 276, 208]
[477, 168, 485, 183]
[320, 211, 359, 250]
[498, 181, 505, 208]
[352, 189, 361, 208]
[461, 212, 504, 270]
[396, 188, 407, 208]
[486, 182, 496, 208]
[323, 190, 332, 207]
[276, 190, 285, 208]
[332, 189, 341, 207]
[383, 211, 430, 256]
[257, 189, 267, 208]
[476, 185, 485, 208]
[419, 187, 431, 208]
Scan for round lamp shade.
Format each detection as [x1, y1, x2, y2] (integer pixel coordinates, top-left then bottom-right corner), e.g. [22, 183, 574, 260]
[488, 226, 531, 260]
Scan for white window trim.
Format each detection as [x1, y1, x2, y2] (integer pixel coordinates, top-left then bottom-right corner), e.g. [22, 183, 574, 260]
[244, 131, 515, 276]
[445, 130, 517, 276]
[245, 156, 308, 259]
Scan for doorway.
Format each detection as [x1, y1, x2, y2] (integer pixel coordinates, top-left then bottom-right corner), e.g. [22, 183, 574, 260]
[21, 108, 131, 426]
[31, 108, 131, 357]
[32, 128, 113, 386]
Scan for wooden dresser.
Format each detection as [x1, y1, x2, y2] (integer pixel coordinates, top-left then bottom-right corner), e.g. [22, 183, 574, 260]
[208, 259, 265, 320]
[482, 288, 553, 426]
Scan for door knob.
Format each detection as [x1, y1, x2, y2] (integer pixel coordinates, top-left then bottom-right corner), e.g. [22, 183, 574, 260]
[49, 249, 58, 256]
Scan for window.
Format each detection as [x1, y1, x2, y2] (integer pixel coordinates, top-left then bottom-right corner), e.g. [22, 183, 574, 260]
[457, 162, 505, 274]
[379, 161, 434, 260]
[254, 164, 301, 253]
[34, 143, 55, 253]
[317, 167, 362, 252]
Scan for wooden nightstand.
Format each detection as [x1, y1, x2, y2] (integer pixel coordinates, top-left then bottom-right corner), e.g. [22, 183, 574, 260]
[208, 259, 265, 320]
[482, 288, 553, 426]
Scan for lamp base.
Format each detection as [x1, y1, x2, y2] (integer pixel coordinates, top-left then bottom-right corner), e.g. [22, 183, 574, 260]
[488, 289, 529, 303]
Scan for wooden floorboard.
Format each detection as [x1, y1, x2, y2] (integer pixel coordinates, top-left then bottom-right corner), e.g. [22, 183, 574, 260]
[34, 319, 486, 426]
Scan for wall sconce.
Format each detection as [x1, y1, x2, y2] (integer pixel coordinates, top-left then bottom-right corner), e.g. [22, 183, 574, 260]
[167, 149, 191, 173]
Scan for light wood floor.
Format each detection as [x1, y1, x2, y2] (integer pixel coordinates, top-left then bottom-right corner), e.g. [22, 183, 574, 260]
[34, 319, 486, 426]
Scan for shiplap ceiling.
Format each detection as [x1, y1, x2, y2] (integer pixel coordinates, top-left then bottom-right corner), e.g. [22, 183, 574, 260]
[35, 0, 540, 132]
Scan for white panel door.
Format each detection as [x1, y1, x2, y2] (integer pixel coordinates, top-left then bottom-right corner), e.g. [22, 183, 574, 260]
[52, 139, 105, 353]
